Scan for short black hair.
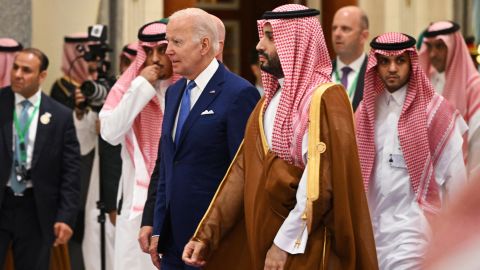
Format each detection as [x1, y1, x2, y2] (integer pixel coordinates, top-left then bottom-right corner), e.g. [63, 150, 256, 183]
[20, 48, 49, 72]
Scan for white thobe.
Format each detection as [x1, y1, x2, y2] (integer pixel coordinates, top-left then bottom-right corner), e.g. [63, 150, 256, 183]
[75, 111, 116, 270]
[430, 72, 445, 96]
[369, 86, 467, 270]
[263, 79, 309, 255]
[100, 77, 168, 270]
[429, 72, 480, 178]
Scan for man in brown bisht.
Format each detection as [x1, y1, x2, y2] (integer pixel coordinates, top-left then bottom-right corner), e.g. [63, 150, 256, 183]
[182, 4, 378, 270]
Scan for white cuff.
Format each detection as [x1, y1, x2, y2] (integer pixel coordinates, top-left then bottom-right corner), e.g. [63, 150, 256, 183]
[273, 225, 308, 254]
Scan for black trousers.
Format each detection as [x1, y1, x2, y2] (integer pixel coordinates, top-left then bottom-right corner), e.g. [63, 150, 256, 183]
[0, 188, 51, 270]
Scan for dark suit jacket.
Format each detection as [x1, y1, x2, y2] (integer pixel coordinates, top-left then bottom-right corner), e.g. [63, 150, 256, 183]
[332, 55, 368, 111]
[0, 86, 81, 243]
[152, 62, 259, 252]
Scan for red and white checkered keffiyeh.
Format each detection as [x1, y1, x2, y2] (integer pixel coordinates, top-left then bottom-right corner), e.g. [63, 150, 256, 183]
[419, 21, 480, 123]
[103, 21, 170, 215]
[121, 42, 138, 61]
[356, 32, 461, 214]
[257, 4, 332, 168]
[0, 38, 22, 88]
[419, 21, 480, 163]
[61, 33, 91, 84]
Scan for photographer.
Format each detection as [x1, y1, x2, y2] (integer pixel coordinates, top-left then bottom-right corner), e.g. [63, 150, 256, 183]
[50, 33, 99, 270]
[99, 19, 174, 270]
[51, 33, 95, 110]
[51, 30, 120, 270]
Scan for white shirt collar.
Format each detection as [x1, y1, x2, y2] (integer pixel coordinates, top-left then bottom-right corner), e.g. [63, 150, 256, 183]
[278, 78, 284, 88]
[14, 88, 42, 106]
[336, 53, 366, 73]
[187, 58, 219, 91]
[382, 84, 407, 107]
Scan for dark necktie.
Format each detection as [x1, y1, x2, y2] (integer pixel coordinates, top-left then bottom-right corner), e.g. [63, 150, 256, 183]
[340, 66, 353, 89]
[175, 80, 196, 145]
[10, 100, 32, 194]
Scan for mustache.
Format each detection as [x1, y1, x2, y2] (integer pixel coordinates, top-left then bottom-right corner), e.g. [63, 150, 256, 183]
[257, 51, 269, 59]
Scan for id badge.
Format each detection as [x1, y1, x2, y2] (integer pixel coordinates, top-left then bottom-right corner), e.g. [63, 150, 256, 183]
[388, 153, 406, 168]
[15, 165, 27, 182]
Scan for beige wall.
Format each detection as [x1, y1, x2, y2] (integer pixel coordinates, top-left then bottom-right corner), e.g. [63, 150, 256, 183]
[32, 0, 101, 94]
[32, 0, 164, 94]
[360, 0, 453, 44]
[122, 0, 164, 46]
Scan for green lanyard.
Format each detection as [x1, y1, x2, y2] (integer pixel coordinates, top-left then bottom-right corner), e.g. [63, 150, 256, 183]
[334, 67, 360, 100]
[13, 99, 40, 163]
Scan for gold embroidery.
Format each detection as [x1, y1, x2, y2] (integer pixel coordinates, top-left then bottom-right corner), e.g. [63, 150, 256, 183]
[305, 82, 335, 231]
[258, 100, 269, 155]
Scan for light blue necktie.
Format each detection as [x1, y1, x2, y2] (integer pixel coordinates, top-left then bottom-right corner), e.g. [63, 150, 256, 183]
[175, 81, 196, 146]
[10, 100, 32, 194]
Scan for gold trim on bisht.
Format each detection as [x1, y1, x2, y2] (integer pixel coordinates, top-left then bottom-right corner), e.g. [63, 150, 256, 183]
[258, 100, 269, 155]
[305, 82, 335, 232]
[56, 76, 81, 96]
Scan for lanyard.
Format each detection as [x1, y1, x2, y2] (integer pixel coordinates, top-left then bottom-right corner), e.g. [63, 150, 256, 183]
[334, 67, 360, 100]
[13, 99, 40, 163]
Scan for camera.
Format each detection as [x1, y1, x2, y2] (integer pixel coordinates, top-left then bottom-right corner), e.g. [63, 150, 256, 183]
[79, 78, 110, 111]
[76, 25, 115, 112]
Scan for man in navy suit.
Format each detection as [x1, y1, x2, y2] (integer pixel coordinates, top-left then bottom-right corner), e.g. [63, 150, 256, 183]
[149, 8, 260, 270]
[0, 48, 81, 270]
[331, 6, 369, 111]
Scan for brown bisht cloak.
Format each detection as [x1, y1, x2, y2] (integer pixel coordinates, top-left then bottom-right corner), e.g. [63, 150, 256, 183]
[191, 83, 378, 270]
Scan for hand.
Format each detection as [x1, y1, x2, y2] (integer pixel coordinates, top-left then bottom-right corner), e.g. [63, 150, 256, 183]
[149, 235, 161, 269]
[74, 88, 86, 120]
[108, 211, 116, 226]
[264, 243, 288, 270]
[140, 65, 161, 85]
[138, 226, 153, 253]
[182, 240, 207, 267]
[53, 222, 73, 247]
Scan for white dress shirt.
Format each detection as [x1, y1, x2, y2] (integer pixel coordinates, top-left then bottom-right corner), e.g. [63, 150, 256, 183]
[332, 53, 366, 99]
[369, 85, 466, 270]
[172, 58, 219, 141]
[263, 79, 309, 254]
[8, 89, 42, 188]
[430, 72, 446, 96]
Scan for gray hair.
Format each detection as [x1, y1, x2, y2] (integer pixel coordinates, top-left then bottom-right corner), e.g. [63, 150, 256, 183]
[169, 8, 219, 55]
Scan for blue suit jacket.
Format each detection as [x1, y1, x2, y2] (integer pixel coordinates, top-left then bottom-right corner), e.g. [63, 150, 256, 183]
[0, 87, 81, 243]
[153, 62, 259, 252]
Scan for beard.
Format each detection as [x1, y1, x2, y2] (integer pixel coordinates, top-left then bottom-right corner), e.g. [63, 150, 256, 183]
[258, 51, 284, 78]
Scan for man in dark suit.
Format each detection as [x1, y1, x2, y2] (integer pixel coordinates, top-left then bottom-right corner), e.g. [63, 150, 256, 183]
[138, 15, 228, 255]
[0, 48, 81, 270]
[331, 6, 369, 111]
[148, 8, 260, 270]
